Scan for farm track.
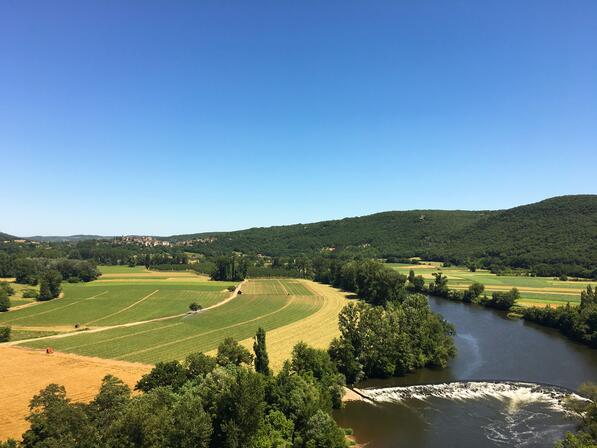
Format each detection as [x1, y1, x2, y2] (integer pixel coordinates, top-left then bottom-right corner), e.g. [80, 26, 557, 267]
[4, 281, 245, 347]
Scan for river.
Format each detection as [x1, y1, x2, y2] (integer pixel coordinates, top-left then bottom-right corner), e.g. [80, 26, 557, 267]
[333, 297, 597, 447]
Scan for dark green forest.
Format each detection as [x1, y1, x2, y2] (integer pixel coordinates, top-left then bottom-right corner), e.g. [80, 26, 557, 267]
[162, 195, 597, 277]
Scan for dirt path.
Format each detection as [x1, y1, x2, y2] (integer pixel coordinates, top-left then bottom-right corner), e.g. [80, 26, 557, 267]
[4, 281, 246, 347]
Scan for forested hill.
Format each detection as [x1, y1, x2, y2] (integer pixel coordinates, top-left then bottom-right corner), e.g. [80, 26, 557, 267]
[433, 195, 597, 273]
[0, 232, 17, 241]
[173, 195, 597, 274]
[169, 210, 491, 257]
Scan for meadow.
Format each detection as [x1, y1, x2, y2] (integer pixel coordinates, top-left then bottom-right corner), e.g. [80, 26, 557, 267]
[389, 262, 597, 306]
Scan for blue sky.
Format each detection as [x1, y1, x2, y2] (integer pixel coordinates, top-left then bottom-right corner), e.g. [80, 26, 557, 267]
[1, 1, 596, 236]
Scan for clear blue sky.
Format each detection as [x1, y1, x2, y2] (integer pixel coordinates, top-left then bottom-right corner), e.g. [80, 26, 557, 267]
[1, 1, 596, 236]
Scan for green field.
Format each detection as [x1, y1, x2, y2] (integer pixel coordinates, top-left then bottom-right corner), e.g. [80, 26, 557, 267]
[0, 282, 233, 328]
[389, 262, 597, 306]
[17, 278, 322, 364]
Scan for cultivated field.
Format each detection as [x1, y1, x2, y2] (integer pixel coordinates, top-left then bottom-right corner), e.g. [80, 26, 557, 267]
[389, 262, 597, 307]
[0, 346, 150, 441]
[0, 282, 234, 328]
[3, 277, 333, 365]
[221, 279, 350, 371]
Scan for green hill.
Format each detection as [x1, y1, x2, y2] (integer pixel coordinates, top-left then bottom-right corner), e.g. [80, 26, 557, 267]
[0, 232, 17, 241]
[170, 210, 491, 257]
[431, 195, 597, 273]
[175, 195, 597, 275]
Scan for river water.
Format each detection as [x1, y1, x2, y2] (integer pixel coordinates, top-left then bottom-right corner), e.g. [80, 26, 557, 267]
[333, 297, 597, 447]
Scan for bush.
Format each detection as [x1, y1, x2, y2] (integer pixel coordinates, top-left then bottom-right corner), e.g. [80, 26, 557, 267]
[0, 291, 10, 312]
[0, 282, 15, 296]
[22, 288, 39, 299]
[0, 326, 10, 342]
[67, 277, 81, 283]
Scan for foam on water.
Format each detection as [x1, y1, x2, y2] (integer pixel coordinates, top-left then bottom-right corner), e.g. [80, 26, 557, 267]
[354, 381, 589, 446]
[357, 381, 587, 413]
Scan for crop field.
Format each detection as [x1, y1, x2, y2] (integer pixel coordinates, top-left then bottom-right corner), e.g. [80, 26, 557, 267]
[8, 278, 327, 365]
[389, 262, 597, 306]
[0, 282, 233, 328]
[233, 280, 351, 371]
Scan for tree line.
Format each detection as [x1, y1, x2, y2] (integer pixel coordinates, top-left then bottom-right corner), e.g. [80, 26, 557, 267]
[522, 286, 597, 348]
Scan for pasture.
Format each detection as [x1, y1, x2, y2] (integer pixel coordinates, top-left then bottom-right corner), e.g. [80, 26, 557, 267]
[389, 262, 597, 306]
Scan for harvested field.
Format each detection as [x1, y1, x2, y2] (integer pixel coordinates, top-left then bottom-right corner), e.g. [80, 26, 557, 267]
[0, 346, 150, 441]
[232, 280, 350, 371]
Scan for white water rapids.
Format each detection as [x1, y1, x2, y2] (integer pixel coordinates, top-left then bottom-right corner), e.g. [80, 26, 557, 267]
[356, 381, 586, 412]
[352, 381, 589, 447]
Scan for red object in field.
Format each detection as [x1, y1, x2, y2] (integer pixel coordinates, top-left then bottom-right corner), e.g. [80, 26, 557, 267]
[46, 347, 54, 354]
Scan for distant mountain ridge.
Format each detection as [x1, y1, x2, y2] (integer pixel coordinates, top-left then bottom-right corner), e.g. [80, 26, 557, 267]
[26, 235, 112, 242]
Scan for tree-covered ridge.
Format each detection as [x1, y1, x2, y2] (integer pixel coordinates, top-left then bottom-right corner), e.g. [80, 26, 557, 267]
[170, 209, 488, 257]
[434, 195, 597, 274]
[170, 195, 597, 275]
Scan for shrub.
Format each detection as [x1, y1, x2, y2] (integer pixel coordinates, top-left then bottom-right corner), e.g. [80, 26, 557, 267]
[22, 288, 39, 299]
[0, 291, 10, 312]
[0, 326, 10, 342]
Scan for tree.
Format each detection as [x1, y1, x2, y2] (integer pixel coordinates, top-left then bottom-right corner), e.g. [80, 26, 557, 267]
[581, 286, 597, 310]
[0, 289, 11, 312]
[184, 352, 217, 379]
[22, 384, 99, 448]
[302, 410, 346, 448]
[88, 375, 131, 434]
[251, 410, 294, 448]
[216, 337, 254, 366]
[135, 361, 188, 392]
[38, 269, 62, 301]
[463, 282, 485, 303]
[253, 327, 271, 376]
[0, 326, 11, 342]
[412, 275, 425, 293]
[189, 302, 202, 312]
[168, 387, 212, 448]
[483, 288, 519, 310]
[14, 259, 39, 285]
